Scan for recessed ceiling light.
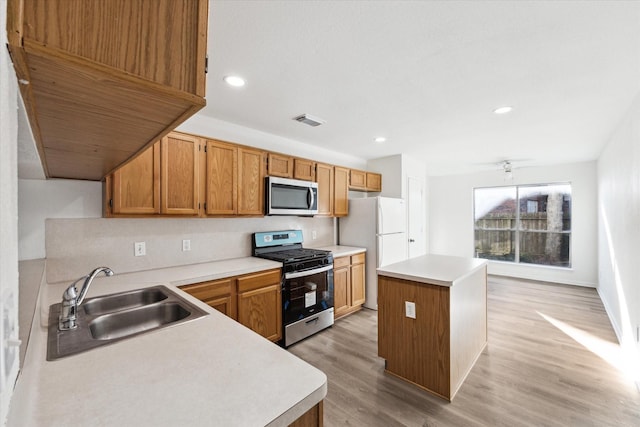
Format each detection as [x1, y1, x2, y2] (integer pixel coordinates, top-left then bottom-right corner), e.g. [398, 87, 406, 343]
[374, 137, 387, 143]
[223, 75, 246, 87]
[493, 106, 513, 115]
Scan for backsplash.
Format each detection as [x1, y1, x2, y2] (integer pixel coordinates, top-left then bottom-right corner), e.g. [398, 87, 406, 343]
[45, 217, 335, 284]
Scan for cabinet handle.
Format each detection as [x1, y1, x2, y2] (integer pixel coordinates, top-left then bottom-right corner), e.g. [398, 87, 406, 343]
[409, 239, 415, 243]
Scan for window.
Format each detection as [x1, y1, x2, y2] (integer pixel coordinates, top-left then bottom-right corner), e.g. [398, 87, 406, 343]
[474, 184, 571, 267]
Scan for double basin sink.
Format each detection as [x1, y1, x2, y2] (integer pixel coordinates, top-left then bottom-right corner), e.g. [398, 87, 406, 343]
[47, 285, 208, 360]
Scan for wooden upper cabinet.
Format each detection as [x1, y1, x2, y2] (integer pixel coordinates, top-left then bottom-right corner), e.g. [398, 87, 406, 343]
[315, 163, 334, 216]
[349, 169, 382, 192]
[366, 173, 382, 192]
[293, 159, 316, 181]
[334, 167, 349, 217]
[18, 0, 207, 95]
[267, 153, 293, 178]
[238, 147, 265, 215]
[6, 0, 208, 180]
[161, 132, 200, 215]
[205, 140, 238, 215]
[111, 142, 160, 215]
[349, 170, 367, 190]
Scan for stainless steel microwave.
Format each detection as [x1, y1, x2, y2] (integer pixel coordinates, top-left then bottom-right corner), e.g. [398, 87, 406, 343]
[265, 176, 318, 216]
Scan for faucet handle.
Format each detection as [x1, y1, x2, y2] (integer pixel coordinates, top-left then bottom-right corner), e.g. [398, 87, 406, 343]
[63, 283, 79, 300]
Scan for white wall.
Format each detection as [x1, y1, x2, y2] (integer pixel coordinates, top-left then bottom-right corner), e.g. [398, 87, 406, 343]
[597, 93, 640, 372]
[368, 155, 403, 198]
[0, 0, 21, 421]
[18, 179, 103, 260]
[429, 161, 598, 287]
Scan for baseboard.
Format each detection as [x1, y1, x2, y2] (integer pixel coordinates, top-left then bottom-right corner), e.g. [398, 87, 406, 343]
[596, 287, 640, 391]
[596, 287, 624, 345]
[489, 271, 596, 288]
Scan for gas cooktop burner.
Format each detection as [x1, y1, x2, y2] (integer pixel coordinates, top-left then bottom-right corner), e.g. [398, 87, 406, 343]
[258, 248, 331, 263]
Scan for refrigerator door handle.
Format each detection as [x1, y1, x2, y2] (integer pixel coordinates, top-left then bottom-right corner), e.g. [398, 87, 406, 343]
[377, 236, 382, 267]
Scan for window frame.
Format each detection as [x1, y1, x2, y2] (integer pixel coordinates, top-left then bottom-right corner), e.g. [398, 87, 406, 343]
[473, 182, 572, 268]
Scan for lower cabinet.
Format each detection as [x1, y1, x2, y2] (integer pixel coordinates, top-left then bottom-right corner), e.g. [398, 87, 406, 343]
[333, 252, 366, 320]
[179, 278, 236, 320]
[179, 268, 282, 342]
[237, 269, 282, 342]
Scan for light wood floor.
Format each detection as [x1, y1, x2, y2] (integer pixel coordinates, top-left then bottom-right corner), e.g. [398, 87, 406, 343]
[288, 276, 640, 426]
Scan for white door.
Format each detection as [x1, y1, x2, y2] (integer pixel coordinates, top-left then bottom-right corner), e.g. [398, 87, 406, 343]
[407, 176, 426, 258]
[377, 197, 406, 234]
[378, 233, 408, 267]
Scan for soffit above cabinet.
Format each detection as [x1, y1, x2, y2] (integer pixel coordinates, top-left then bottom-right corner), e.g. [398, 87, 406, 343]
[7, 0, 208, 181]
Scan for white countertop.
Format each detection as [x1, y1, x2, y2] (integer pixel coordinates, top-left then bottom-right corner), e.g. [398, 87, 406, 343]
[9, 257, 326, 427]
[376, 254, 487, 287]
[314, 245, 366, 258]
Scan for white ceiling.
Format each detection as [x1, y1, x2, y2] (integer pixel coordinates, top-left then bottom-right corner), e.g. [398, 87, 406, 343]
[16, 1, 640, 179]
[202, 0, 640, 175]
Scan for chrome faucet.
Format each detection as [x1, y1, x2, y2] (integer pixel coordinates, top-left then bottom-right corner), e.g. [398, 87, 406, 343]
[59, 267, 114, 331]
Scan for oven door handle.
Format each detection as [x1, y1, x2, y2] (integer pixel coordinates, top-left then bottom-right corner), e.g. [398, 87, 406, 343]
[284, 264, 333, 279]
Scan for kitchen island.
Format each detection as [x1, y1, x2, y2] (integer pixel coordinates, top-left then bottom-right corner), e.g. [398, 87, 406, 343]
[377, 254, 487, 401]
[10, 258, 326, 426]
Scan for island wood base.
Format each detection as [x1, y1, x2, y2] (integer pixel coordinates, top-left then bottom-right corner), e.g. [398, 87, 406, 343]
[289, 401, 323, 427]
[378, 265, 487, 401]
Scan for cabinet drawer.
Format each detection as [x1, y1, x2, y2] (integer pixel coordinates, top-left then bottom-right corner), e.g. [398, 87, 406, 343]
[179, 278, 233, 300]
[351, 252, 365, 265]
[333, 256, 350, 269]
[237, 268, 282, 293]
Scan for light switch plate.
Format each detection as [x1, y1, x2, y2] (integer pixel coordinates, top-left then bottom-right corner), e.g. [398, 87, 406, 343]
[405, 301, 416, 319]
[182, 239, 191, 252]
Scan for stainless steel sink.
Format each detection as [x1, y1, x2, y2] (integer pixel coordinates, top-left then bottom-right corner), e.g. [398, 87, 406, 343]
[89, 302, 190, 340]
[82, 287, 168, 315]
[47, 285, 208, 360]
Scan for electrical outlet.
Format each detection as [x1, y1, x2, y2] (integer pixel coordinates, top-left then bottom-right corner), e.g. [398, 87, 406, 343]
[312, 230, 317, 240]
[134, 242, 146, 257]
[405, 301, 416, 319]
[182, 239, 191, 252]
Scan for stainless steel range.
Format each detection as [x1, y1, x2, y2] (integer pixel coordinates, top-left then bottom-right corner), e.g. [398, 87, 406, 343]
[252, 230, 334, 347]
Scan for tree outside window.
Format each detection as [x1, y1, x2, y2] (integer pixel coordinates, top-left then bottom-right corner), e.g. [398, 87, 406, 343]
[474, 184, 571, 267]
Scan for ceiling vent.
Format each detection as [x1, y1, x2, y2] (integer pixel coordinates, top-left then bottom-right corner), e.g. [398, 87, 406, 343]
[293, 114, 325, 127]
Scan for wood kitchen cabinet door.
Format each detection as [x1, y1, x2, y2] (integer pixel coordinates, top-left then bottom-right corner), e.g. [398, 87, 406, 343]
[205, 139, 238, 215]
[161, 132, 200, 215]
[366, 172, 382, 192]
[315, 163, 334, 216]
[267, 153, 293, 178]
[111, 142, 160, 215]
[333, 257, 351, 318]
[293, 158, 316, 181]
[334, 167, 349, 217]
[350, 254, 366, 306]
[237, 269, 282, 342]
[179, 278, 237, 320]
[349, 169, 367, 190]
[237, 147, 265, 215]
[333, 253, 366, 320]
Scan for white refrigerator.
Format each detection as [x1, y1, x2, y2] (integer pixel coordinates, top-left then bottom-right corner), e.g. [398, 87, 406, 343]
[339, 197, 408, 309]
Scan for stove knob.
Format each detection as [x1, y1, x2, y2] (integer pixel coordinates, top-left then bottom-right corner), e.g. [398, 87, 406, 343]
[295, 264, 303, 271]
